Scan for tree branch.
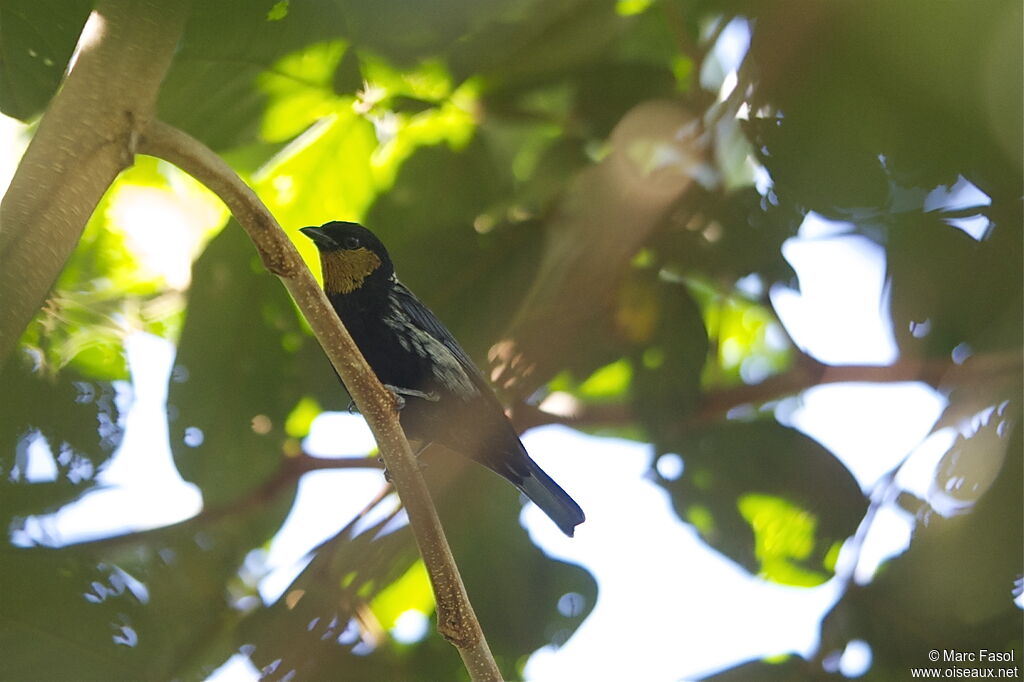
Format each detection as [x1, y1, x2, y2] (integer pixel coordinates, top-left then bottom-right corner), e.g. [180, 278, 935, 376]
[74, 452, 388, 552]
[137, 119, 501, 681]
[512, 350, 1023, 432]
[0, 0, 190, 366]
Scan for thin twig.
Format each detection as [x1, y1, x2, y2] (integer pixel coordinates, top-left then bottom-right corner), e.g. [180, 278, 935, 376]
[137, 120, 502, 681]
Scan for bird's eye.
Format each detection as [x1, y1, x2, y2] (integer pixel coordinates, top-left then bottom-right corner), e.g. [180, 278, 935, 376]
[343, 236, 360, 249]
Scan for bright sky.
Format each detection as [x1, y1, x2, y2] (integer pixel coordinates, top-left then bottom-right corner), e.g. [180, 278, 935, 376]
[2, 17, 975, 681]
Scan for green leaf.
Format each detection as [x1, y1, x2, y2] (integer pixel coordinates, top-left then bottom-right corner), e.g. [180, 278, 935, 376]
[157, 0, 350, 151]
[256, 107, 378, 234]
[168, 223, 311, 504]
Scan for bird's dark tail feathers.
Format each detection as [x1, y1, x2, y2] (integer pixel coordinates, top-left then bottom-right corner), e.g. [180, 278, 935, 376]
[514, 456, 585, 537]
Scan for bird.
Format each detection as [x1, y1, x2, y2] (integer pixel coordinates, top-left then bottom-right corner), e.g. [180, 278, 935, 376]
[300, 221, 585, 536]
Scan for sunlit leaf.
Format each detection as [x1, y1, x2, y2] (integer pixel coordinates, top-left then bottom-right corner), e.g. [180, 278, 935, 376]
[576, 359, 632, 402]
[258, 41, 349, 142]
[738, 493, 827, 586]
[687, 277, 791, 388]
[284, 396, 322, 439]
[370, 559, 435, 633]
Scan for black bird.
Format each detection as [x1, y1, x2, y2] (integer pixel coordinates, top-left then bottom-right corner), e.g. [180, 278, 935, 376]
[301, 221, 585, 536]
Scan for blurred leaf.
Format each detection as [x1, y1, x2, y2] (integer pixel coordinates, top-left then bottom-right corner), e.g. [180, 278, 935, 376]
[656, 420, 867, 583]
[743, 0, 1020, 206]
[818, 426, 1023, 679]
[370, 558, 434, 632]
[257, 41, 348, 143]
[1, 490, 294, 681]
[331, 43, 364, 96]
[450, 0, 627, 91]
[341, 0, 529, 69]
[0, 0, 91, 120]
[686, 277, 791, 389]
[256, 107, 377, 236]
[630, 272, 709, 438]
[0, 356, 122, 522]
[573, 62, 676, 137]
[929, 397, 1019, 517]
[239, 513, 435, 681]
[168, 223, 311, 504]
[284, 395, 321, 438]
[658, 187, 802, 289]
[887, 211, 1021, 358]
[0, 548, 147, 681]
[241, 452, 597, 681]
[738, 493, 828, 586]
[157, 0, 350, 151]
[571, 359, 632, 402]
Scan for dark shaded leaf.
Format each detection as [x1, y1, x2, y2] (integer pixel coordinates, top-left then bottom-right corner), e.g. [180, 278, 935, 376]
[0, 356, 122, 522]
[818, 425, 1022, 680]
[0, 0, 91, 120]
[169, 223, 310, 504]
[886, 210, 1021, 358]
[0, 490, 294, 681]
[656, 420, 867, 584]
[332, 46, 363, 96]
[629, 271, 709, 434]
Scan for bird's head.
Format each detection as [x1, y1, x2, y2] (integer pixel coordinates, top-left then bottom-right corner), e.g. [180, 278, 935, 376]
[300, 221, 394, 295]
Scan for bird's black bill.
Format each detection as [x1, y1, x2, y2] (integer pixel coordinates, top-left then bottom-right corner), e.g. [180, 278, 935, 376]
[300, 226, 335, 248]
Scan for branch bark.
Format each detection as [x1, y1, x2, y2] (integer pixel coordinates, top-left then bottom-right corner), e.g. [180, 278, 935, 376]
[0, 0, 190, 365]
[137, 120, 502, 681]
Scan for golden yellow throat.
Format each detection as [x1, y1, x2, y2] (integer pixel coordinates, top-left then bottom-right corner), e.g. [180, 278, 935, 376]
[321, 247, 383, 294]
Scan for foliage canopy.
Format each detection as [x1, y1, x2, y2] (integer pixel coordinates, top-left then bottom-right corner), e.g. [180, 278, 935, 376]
[1, 0, 1020, 679]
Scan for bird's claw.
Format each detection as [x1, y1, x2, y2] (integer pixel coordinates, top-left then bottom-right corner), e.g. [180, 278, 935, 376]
[384, 385, 439, 410]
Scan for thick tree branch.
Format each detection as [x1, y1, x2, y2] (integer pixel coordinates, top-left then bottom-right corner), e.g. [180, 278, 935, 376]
[0, 0, 190, 365]
[137, 119, 501, 681]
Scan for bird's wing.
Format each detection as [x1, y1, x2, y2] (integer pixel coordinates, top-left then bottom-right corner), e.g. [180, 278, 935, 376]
[389, 279, 494, 394]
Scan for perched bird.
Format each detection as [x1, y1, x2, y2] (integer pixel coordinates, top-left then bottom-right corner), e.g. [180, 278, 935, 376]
[301, 221, 585, 536]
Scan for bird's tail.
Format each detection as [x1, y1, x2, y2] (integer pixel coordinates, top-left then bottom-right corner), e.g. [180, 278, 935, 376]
[512, 455, 585, 537]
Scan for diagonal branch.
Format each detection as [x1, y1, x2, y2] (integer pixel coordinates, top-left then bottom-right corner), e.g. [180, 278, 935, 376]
[136, 119, 501, 681]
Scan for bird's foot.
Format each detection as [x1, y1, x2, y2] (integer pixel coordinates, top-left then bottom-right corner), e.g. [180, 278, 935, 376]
[384, 384, 439, 410]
